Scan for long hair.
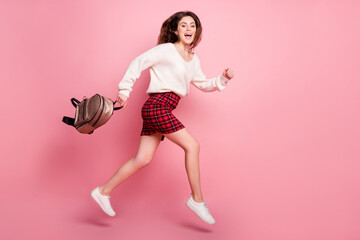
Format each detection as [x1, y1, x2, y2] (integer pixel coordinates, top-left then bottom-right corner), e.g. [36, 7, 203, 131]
[157, 11, 202, 52]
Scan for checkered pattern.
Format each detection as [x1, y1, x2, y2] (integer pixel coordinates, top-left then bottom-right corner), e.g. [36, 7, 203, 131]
[141, 92, 184, 136]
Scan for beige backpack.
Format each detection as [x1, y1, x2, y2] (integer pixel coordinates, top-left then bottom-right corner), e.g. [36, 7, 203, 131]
[62, 94, 122, 134]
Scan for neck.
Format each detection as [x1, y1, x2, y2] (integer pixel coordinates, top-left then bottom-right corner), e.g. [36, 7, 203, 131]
[174, 42, 191, 53]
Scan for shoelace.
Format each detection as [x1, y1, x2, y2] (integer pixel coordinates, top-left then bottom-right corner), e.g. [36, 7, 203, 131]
[201, 203, 212, 215]
[101, 195, 113, 210]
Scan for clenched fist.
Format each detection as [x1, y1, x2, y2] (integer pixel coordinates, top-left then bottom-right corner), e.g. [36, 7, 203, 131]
[116, 93, 129, 108]
[222, 68, 234, 80]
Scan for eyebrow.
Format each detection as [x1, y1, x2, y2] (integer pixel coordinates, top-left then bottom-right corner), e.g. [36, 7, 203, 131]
[180, 22, 195, 24]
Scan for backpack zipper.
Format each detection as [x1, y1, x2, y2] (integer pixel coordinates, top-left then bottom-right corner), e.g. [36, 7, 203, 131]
[92, 96, 105, 127]
[82, 99, 87, 121]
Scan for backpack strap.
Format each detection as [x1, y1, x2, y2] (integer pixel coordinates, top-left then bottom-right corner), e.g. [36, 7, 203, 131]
[113, 101, 123, 111]
[71, 98, 80, 108]
[62, 116, 75, 127]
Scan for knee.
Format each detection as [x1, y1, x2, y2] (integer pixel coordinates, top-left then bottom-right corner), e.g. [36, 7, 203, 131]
[184, 140, 200, 154]
[133, 155, 152, 168]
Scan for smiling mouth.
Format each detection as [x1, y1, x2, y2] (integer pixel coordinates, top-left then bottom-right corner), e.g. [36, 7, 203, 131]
[184, 33, 192, 40]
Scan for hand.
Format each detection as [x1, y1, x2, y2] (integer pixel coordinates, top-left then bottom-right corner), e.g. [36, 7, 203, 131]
[116, 93, 129, 108]
[222, 68, 234, 80]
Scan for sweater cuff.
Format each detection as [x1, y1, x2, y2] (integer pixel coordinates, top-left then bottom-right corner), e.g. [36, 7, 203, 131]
[216, 74, 229, 91]
[118, 89, 130, 98]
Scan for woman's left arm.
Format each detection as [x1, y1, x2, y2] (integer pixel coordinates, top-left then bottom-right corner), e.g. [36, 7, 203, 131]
[191, 65, 234, 92]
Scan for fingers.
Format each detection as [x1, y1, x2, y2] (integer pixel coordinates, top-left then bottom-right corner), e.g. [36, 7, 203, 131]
[223, 68, 235, 80]
[118, 99, 127, 108]
[227, 68, 234, 79]
[116, 93, 129, 107]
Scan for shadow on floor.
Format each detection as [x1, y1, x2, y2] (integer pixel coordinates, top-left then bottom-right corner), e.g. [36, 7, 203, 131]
[177, 221, 213, 233]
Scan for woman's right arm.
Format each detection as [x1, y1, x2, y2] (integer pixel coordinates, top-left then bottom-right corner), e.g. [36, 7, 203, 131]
[118, 46, 159, 100]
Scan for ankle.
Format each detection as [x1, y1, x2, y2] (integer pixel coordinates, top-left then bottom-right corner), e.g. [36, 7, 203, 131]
[191, 193, 203, 203]
[99, 186, 110, 196]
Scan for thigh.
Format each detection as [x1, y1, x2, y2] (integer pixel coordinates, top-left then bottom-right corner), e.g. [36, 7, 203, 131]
[164, 128, 199, 151]
[135, 133, 163, 160]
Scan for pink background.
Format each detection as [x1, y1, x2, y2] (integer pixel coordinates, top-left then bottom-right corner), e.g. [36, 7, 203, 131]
[1, 0, 359, 239]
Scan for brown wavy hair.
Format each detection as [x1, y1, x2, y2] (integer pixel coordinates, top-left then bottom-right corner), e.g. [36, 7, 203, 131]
[157, 11, 202, 52]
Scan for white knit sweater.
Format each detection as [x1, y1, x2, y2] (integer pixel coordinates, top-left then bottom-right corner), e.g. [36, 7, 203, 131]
[118, 43, 229, 98]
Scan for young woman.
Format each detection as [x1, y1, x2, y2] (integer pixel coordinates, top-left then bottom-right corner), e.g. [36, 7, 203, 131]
[91, 11, 234, 225]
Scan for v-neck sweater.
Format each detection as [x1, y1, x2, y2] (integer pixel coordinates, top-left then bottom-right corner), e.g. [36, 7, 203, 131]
[118, 43, 229, 98]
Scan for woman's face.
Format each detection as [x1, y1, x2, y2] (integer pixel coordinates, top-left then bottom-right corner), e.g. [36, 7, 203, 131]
[175, 16, 196, 45]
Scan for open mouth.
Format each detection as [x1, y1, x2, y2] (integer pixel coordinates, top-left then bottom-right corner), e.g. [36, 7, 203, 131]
[184, 33, 192, 40]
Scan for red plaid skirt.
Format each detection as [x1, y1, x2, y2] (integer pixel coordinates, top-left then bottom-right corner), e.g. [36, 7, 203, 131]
[141, 92, 184, 138]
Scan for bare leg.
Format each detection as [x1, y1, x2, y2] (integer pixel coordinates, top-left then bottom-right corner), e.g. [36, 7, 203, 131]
[164, 128, 204, 203]
[99, 133, 163, 196]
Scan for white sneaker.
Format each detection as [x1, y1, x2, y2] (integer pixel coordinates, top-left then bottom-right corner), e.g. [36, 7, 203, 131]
[91, 187, 116, 217]
[186, 195, 215, 224]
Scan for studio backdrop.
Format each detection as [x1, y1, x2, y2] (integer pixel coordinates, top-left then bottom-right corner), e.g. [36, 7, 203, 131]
[0, 0, 359, 240]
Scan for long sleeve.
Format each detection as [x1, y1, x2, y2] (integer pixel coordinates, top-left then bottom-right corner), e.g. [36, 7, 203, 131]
[191, 58, 229, 92]
[118, 47, 158, 97]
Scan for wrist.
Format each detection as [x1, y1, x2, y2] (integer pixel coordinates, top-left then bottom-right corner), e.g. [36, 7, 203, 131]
[220, 74, 229, 82]
[118, 90, 130, 98]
